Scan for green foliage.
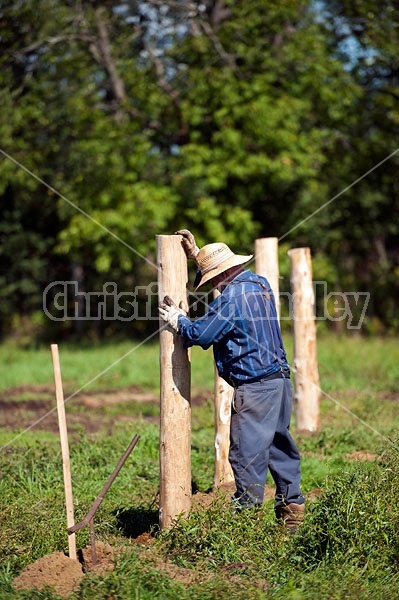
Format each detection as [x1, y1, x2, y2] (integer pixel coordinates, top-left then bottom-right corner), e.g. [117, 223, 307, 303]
[0, 0, 398, 341]
[158, 495, 282, 570]
[293, 450, 399, 573]
[157, 444, 399, 597]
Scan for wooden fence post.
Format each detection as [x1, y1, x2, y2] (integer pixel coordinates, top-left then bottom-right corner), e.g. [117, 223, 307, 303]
[157, 235, 192, 529]
[255, 237, 280, 319]
[51, 344, 77, 560]
[213, 291, 234, 489]
[288, 247, 320, 432]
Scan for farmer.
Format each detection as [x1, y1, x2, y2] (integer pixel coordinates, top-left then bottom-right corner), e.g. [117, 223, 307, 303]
[158, 230, 305, 532]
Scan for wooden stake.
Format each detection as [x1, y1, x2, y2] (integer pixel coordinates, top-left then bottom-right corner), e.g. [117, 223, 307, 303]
[213, 291, 234, 489]
[51, 344, 77, 560]
[157, 235, 191, 529]
[213, 373, 234, 488]
[287, 248, 320, 432]
[255, 237, 280, 320]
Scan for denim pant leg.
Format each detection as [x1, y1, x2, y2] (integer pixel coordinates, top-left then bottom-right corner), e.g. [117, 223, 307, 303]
[229, 379, 284, 507]
[268, 378, 304, 507]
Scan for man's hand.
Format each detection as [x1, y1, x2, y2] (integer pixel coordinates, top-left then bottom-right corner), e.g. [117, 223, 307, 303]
[158, 295, 186, 332]
[175, 229, 200, 260]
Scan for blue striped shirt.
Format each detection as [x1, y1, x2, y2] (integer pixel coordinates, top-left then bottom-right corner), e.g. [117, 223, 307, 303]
[178, 270, 289, 385]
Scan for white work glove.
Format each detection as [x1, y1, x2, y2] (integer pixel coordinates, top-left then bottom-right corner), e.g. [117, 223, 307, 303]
[175, 229, 200, 260]
[158, 296, 186, 333]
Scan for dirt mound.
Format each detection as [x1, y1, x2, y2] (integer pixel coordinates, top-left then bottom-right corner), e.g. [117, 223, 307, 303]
[13, 552, 84, 597]
[13, 541, 115, 597]
[80, 540, 115, 573]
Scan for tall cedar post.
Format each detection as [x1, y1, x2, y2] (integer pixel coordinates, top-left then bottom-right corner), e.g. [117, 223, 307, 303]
[255, 237, 280, 320]
[157, 235, 192, 529]
[213, 289, 234, 489]
[288, 247, 320, 431]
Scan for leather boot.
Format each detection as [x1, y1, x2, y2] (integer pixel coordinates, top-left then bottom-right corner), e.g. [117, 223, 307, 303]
[275, 502, 305, 534]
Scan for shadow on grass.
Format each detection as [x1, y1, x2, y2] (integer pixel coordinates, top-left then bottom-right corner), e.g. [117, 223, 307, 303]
[114, 506, 159, 538]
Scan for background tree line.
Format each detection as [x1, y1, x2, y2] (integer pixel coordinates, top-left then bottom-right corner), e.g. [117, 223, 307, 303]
[0, 0, 398, 341]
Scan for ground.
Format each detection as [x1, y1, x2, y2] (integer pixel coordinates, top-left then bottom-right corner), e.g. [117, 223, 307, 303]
[2, 384, 253, 595]
[1, 384, 377, 595]
[13, 541, 116, 597]
[0, 384, 161, 434]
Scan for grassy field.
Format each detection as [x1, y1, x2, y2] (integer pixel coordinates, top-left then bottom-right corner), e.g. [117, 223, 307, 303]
[1, 334, 399, 599]
[0, 339, 215, 394]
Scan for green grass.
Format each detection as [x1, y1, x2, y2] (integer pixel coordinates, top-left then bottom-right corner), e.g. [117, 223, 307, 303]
[2, 332, 399, 397]
[1, 333, 399, 598]
[0, 340, 215, 394]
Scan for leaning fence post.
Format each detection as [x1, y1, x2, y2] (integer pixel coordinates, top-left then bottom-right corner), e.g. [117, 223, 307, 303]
[288, 247, 320, 432]
[255, 237, 280, 320]
[157, 234, 192, 529]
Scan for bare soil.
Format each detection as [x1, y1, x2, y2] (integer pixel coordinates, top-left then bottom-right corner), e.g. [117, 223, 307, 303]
[0, 385, 157, 435]
[0, 384, 209, 434]
[13, 541, 115, 597]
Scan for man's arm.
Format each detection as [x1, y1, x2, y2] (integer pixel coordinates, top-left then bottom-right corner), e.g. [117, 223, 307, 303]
[178, 294, 235, 349]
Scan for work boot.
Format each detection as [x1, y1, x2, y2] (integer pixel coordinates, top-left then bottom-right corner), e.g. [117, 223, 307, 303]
[275, 502, 305, 534]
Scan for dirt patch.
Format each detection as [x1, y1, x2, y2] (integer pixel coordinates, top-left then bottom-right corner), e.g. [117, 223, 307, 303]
[132, 532, 154, 546]
[348, 450, 379, 462]
[80, 540, 115, 573]
[13, 541, 116, 597]
[13, 551, 84, 597]
[0, 384, 55, 398]
[0, 385, 156, 434]
[0, 385, 209, 434]
[79, 389, 157, 408]
[153, 554, 203, 585]
[191, 481, 276, 509]
[12, 537, 203, 594]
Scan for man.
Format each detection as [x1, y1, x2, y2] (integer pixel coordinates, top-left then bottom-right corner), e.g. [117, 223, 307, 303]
[158, 230, 305, 532]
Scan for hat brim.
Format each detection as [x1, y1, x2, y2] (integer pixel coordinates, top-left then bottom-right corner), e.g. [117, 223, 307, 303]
[195, 254, 253, 290]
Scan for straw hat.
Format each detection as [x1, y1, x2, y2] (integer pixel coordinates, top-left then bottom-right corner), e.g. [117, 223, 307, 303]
[194, 243, 253, 290]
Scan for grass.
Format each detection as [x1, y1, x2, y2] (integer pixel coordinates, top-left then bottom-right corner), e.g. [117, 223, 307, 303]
[2, 332, 399, 396]
[0, 333, 399, 598]
[0, 340, 215, 394]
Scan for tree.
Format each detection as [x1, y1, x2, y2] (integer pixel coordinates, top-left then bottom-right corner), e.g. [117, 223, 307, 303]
[295, 0, 399, 329]
[0, 0, 179, 337]
[0, 0, 397, 338]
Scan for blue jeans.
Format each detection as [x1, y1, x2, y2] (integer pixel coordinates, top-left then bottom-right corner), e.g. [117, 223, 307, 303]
[229, 377, 304, 509]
